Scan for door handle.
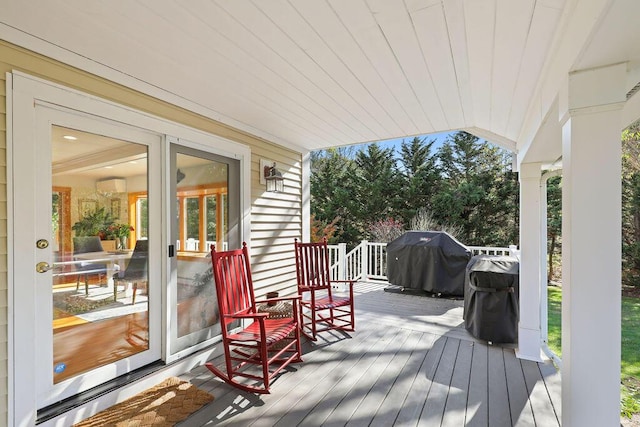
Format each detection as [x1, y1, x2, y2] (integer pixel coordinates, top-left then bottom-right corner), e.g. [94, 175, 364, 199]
[36, 262, 52, 273]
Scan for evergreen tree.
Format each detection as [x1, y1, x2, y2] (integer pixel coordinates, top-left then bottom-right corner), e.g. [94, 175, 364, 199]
[546, 175, 562, 282]
[431, 131, 518, 246]
[309, 148, 359, 244]
[309, 131, 520, 249]
[622, 122, 640, 284]
[352, 144, 401, 237]
[397, 136, 441, 225]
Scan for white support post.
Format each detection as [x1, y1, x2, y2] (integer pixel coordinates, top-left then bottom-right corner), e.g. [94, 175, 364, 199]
[338, 243, 347, 284]
[301, 152, 311, 243]
[361, 240, 368, 281]
[517, 162, 544, 362]
[560, 63, 625, 427]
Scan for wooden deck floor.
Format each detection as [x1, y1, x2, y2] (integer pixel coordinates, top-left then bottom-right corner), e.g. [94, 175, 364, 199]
[178, 282, 561, 426]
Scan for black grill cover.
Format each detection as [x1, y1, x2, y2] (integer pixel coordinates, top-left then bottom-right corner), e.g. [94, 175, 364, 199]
[386, 231, 471, 296]
[464, 255, 520, 343]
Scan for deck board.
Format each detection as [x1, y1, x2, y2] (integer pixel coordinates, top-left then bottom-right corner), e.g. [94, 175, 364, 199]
[251, 327, 389, 426]
[393, 333, 447, 425]
[503, 348, 536, 427]
[178, 282, 561, 427]
[466, 342, 489, 426]
[522, 360, 561, 427]
[539, 360, 562, 421]
[368, 332, 438, 427]
[440, 339, 473, 427]
[418, 337, 460, 426]
[344, 330, 428, 427]
[299, 327, 412, 426]
[248, 328, 386, 427]
[488, 345, 512, 426]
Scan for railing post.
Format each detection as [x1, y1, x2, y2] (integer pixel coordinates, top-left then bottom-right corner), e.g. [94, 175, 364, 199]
[338, 243, 347, 285]
[361, 240, 368, 281]
[508, 244, 521, 260]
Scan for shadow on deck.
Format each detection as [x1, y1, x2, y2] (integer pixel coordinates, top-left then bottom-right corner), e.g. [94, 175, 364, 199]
[178, 282, 561, 426]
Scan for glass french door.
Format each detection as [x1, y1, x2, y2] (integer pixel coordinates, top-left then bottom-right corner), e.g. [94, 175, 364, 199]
[169, 144, 240, 355]
[27, 106, 162, 407]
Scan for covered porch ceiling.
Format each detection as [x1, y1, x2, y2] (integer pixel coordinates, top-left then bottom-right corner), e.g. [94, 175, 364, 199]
[3, 0, 640, 165]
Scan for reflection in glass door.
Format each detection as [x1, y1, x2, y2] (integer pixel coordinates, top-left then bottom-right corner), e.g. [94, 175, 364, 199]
[11, 85, 163, 414]
[49, 125, 150, 384]
[170, 146, 240, 354]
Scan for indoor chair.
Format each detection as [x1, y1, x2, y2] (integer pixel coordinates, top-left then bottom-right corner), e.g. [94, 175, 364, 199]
[72, 236, 107, 295]
[113, 239, 148, 304]
[294, 238, 355, 341]
[206, 242, 303, 394]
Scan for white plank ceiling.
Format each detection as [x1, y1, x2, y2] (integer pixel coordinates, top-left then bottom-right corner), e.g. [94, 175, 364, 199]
[3, 0, 640, 162]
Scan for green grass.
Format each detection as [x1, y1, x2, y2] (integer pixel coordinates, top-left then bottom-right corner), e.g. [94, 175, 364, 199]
[547, 287, 562, 356]
[547, 286, 640, 418]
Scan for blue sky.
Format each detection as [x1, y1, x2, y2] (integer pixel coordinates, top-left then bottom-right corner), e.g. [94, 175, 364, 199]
[376, 131, 454, 151]
[350, 131, 455, 155]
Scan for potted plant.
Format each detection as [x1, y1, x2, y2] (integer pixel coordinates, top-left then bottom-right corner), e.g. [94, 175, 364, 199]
[104, 223, 134, 250]
[72, 207, 115, 237]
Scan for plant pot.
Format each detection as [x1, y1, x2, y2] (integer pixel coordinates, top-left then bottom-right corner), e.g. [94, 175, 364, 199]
[101, 240, 117, 251]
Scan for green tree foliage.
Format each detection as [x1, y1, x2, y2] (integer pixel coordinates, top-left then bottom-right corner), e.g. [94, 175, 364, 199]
[431, 132, 518, 246]
[310, 148, 360, 244]
[309, 126, 640, 289]
[546, 175, 562, 282]
[186, 198, 200, 239]
[622, 122, 640, 284]
[397, 136, 440, 225]
[353, 144, 401, 229]
[310, 131, 520, 248]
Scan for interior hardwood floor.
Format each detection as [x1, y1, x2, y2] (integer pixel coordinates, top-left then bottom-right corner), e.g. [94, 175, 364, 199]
[52, 278, 149, 382]
[177, 282, 561, 427]
[53, 311, 149, 382]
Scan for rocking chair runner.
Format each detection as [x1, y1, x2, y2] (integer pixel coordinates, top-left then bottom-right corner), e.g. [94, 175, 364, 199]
[206, 242, 303, 394]
[294, 238, 355, 341]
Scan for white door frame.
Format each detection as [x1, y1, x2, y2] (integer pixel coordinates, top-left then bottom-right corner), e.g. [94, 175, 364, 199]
[32, 105, 163, 407]
[8, 71, 251, 426]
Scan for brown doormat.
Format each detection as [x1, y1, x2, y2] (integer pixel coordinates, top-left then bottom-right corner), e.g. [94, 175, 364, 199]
[73, 377, 214, 427]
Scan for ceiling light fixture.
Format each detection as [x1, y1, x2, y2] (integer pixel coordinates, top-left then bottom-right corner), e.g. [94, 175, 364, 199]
[63, 135, 77, 140]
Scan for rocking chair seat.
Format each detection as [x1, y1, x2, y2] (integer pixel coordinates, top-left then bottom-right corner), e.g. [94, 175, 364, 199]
[306, 295, 351, 310]
[227, 317, 298, 344]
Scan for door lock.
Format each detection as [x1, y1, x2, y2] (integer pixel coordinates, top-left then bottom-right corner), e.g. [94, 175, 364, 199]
[36, 239, 49, 249]
[36, 262, 52, 273]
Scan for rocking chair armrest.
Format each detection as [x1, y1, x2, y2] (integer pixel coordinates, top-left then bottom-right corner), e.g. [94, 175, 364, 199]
[255, 295, 302, 305]
[223, 313, 269, 321]
[331, 279, 355, 287]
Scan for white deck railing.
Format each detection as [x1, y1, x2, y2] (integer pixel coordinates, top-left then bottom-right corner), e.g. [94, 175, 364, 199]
[327, 241, 518, 283]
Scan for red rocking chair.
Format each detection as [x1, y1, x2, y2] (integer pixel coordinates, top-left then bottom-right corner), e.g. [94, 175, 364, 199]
[294, 238, 355, 341]
[205, 242, 303, 394]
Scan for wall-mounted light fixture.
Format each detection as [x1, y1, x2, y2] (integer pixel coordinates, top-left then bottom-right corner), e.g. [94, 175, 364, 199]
[260, 159, 284, 192]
